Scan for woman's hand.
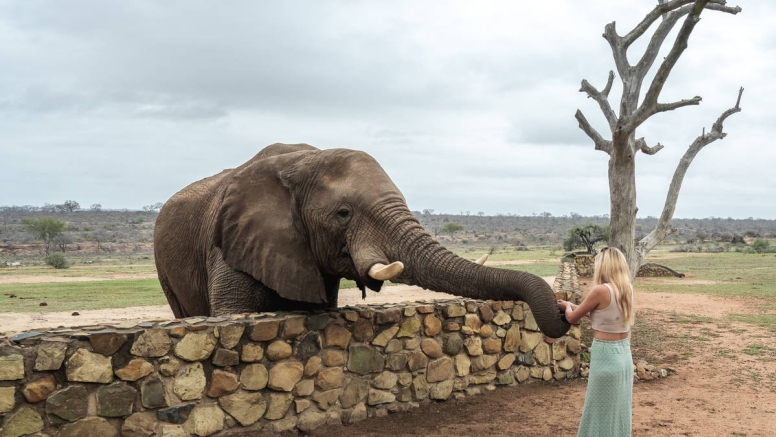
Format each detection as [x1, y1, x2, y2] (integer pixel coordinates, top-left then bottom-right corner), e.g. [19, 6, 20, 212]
[557, 300, 571, 312]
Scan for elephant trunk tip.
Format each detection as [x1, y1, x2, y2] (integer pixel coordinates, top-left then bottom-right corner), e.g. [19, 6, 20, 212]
[540, 314, 572, 339]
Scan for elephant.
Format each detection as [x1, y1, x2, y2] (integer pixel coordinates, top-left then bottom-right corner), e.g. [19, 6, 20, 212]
[154, 143, 570, 338]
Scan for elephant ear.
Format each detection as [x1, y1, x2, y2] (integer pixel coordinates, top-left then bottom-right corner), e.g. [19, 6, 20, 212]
[214, 152, 327, 304]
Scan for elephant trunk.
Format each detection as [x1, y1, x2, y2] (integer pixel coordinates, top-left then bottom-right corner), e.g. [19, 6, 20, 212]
[376, 208, 570, 338]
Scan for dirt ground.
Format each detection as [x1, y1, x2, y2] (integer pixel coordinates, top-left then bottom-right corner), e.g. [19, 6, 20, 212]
[3, 278, 776, 436]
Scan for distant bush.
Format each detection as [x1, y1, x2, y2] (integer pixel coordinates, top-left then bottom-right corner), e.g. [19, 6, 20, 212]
[44, 253, 69, 269]
[751, 239, 768, 252]
[670, 244, 723, 253]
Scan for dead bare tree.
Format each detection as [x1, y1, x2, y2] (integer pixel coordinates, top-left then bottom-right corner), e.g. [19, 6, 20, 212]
[575, 0, 743, 277]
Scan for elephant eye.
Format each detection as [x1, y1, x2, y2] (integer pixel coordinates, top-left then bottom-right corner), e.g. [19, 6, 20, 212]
[337, 208, 351, 219]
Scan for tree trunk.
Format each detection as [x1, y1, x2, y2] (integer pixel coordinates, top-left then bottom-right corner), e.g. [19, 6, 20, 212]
[609, 134, 639, 278]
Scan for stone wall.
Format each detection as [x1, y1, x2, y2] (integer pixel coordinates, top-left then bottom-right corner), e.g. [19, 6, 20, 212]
[0, 298, 581, 436]
[573, 254, 595, 277]
[552, 262, 582, 304]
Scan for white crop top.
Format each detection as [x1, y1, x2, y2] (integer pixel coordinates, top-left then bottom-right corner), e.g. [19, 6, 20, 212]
[590, 283, 631, 333]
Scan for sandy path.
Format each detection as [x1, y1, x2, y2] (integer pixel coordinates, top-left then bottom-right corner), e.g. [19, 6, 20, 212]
[0, 276, 752, 334]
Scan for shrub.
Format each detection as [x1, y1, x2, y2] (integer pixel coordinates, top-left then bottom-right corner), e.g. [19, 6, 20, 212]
[750, 239, 771, 254]
[44, 253, 70, 269]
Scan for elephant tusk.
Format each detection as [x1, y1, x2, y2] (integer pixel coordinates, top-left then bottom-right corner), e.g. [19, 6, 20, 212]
[474, 254, 488, 265]
[368, 261, 405, 281]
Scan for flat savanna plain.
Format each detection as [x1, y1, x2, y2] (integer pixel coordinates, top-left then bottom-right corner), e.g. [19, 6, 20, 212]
[2, 247, 776, 436]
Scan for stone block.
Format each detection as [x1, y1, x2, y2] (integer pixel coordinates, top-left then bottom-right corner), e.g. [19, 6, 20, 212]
[0, 386, 15, 413]
[352, 319, 374, 342]
[371, 325, 399, 347]
[483, 338, 502, 354]
[312, 388, 342, 410]
[173, 331, 217, 362]
[157, 404, 194, 424]
[241, 343, 264, 362]
[121, 412, 157, 437]
[430, 380, 453, 400]
[324, 324, 352, 349]
[347, 345, 385, 374]
[0, 354, 25, 381]
[298, 410, 328, 432]
[35, 341, 68, 371]
[58, 417, 117, 437]
[173, 362, 206, 401]
[407, 350, 428, 372]
[367, 388, 395, 405]
[22, 374, 56, 403]
[218, 391, 267, 426]
[464, 336, 483, 356]
[316, 367, 345, 391]
[250, 320, 280, 342]
[217, 324, 245, 349]
[340, 378, 369, 408]
[397, 317, 421, 338]
[66, 348, 112, 383]
[90, 332, 127, 356]
[426, 356, 453, 383]
[142, 374, 170, 408]
[454, 353, 471, 377]
[375, 308, 402, 325]
[424, 314, 442, 336]
[130, 329, 171, 357]
[240, 363, 268, 391]
[443, 304, 466, 318]
[188, 405, 225, 437]
[0, 405, 44, 436]
[46, 385, 88, 422]
[115, 358, 154, 381]
[420, 338, 443, 358]
[212, 348, 240, 367]
[268, 361, 304, 392]
[264, 393, 294, 420]
[371, 371, 397, 390]
[206, 369, 239, 398]
[96, 382, 137, 417]
[504, 325, 521, 352]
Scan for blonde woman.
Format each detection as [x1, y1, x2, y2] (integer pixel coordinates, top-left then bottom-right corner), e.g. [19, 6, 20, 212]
[557, 246, 635, 436]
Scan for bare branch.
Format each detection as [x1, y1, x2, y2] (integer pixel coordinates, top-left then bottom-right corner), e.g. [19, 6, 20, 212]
[622, 0, 696, 47]
[575, 110, 612, 154]
[635, 138, 664, 155]
[632, 6, 691, 80]
[636, 88, 743, 258]
[602, 22, 630, 79]
[656, 96, 702, 113]
[579, 71, 618, 131]
[706, 3, 742, 14]
[711, 86, 744, 134]
[627, 0, 741, 131]
[624, 0, 741, 47]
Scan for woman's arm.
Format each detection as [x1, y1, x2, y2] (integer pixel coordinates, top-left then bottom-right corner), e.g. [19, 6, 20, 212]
[559, 285, 607, 324]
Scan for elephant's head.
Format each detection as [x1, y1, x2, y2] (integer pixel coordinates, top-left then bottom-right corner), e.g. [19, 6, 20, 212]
[214, 144, 570, 337]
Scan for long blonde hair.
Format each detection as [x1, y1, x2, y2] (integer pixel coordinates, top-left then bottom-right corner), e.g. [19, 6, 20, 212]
[593, 247, 634, 326]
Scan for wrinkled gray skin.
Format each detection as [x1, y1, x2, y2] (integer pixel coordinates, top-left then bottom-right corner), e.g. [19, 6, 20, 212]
[154, 143, 570, 337]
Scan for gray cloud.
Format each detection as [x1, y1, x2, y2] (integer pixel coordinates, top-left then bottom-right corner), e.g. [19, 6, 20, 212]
[0, 0, 773, 218]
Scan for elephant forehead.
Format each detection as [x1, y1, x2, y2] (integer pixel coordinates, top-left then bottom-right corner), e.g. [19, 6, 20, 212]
[316, 152, 403, 200]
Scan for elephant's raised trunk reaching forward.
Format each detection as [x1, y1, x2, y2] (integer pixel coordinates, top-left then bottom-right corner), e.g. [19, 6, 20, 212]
[352, 203, 571, 338]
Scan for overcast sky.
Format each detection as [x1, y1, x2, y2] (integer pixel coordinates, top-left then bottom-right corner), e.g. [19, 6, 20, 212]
[1, 1, 773, 219]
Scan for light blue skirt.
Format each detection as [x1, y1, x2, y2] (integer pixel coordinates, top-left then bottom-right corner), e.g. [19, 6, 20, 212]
[578, 338, 633, 437]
